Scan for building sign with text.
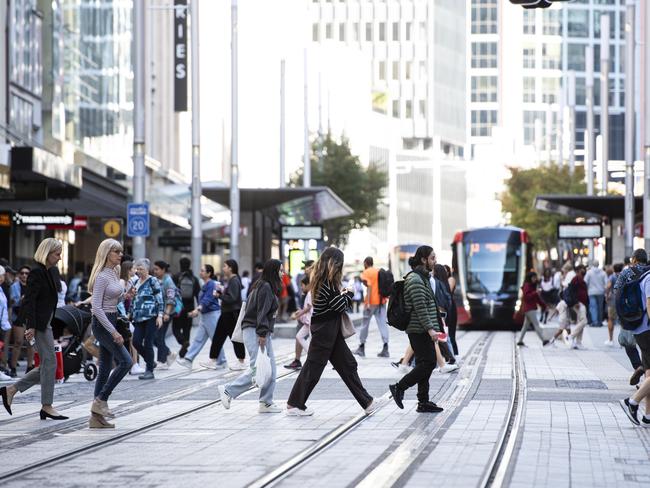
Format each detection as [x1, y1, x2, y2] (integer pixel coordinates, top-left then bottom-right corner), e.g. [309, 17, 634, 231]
[174, 0, 188, 112]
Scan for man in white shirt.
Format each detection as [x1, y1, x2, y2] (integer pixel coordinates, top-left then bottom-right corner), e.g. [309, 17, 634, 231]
[584, 260, 607, 327]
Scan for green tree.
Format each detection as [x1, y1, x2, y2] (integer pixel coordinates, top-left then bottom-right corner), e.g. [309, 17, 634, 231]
[291, 133, 388, 246]
[500, 165, 586, 252]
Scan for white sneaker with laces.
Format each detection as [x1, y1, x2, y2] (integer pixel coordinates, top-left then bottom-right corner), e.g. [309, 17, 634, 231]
[200, 359, 218, 370]
[604, 340, 614, 346]
[218, 385, 232, 409]
[440, 363, 460, 373]
[398, 364, 411, 374]
[166, 351, 177, 366]
[176, 357, 192, 370]
[130, 363, 145, 375]
[286, 406, 314, 416]
[364, 399, 381, 415]
[259, 402, 282, 413]
[230, 362, 247, 371]
[156, 362, 170, 371]
[0, 371, 11, 381]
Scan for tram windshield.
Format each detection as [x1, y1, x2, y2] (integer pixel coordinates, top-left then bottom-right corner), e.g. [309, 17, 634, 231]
[462, 230, 521, 295]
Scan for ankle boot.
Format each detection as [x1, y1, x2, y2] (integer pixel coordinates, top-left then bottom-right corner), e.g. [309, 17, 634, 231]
[89, 412, 115, 429]
[91, 398, 114, 418]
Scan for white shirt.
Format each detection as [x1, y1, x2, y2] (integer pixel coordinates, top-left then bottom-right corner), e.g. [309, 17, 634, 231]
[584, 267, 607, 296]
[562, 270, 576, 289]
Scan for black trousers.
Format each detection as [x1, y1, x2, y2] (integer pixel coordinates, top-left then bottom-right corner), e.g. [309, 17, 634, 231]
[397, 332, 437, 403]
[208, 310, 246, 360]
[447, 301, 458, 355]
[172, 300, 194, 347]
[288, 315, 373, 410]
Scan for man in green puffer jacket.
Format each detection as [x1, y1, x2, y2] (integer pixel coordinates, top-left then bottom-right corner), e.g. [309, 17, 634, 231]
[389, 245, 444, 414]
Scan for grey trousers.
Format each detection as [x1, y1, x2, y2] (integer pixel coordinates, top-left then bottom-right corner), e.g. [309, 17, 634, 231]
[518, 310, 545, 344]
[14, 326, 55, 405]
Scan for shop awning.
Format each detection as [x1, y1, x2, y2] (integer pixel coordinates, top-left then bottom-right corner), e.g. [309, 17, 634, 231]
[202, 184, 353, 225]
[10, 147, 82, 199]
[535, 194, 643, 220]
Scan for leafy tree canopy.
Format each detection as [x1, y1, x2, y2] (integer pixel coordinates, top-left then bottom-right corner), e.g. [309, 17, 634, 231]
[291, 133, 387, 247]
[500, 165, 586, 251]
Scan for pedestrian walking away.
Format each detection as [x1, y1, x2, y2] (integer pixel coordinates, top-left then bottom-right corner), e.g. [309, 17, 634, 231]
[218, 259, 282, 414]
[0, 238, 69, 420]
[389, 245, 445, 414]
[152, 260, 179, 369]
[130, 259, 164, 380]
[517, 272, 549, 347]
[287, 247, 376, 416]
[87, 239, 132, 428]
[173, 257, 200, 358]
[176, 264, 221, 370]
[585, 260, 607, 327]
[355, 256, 390, 358]
[203, 259, 247, 370]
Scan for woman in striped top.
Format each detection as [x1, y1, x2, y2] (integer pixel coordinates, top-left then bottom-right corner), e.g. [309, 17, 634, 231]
[287, 247, 376, 416]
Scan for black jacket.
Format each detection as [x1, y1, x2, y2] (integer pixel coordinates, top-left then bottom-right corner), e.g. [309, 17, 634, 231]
[19, 263, 59, 331]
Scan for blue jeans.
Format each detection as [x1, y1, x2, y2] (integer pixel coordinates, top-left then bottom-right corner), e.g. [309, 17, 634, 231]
[155, 319, 171, 363]
[588, 295, 604, 326]
[359, 304, 389, 345]
[185, 310, 220, 362]
[133, 318, 157, 372]
[225, 327, 276, 404]
[92, 315, 132, 401]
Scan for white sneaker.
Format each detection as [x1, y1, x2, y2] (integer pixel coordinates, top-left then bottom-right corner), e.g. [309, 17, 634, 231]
[130, 363, 145, 375]
[286, 406, 314, 416]
[364, 399, 380, 415]
[218, 385, 231, 409]
[604, 340, 614, 347]
[156, 362, 170, 371]
[259, 402, 282, 413]
[440, 363, 460, 373]
[166, 351, 177, 366]
[176, 357, 192, 370]
[398, 364, 411, 375]
[0, 371, 11, 381]
[230, 362, 247, 371]
[215, 362, 227, 370]
[200, 359, 218, 370]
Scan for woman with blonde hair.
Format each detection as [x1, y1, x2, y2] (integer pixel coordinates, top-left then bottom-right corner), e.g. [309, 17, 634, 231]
[87, 239, 132, 428]
[0, 238, 68, 419]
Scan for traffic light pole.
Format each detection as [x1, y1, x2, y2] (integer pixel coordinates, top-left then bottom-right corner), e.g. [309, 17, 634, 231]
[190, 0, 202, 275]
[132, 0, 146, 260]
[230, 0, 240, 263]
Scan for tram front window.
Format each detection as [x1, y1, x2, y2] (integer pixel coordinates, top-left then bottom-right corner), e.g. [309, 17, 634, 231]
[464, 240, 520, 295]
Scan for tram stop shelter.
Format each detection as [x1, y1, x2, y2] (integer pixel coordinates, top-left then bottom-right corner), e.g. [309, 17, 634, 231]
[202, 183, 353, 271]
[535, 194, 644, 264]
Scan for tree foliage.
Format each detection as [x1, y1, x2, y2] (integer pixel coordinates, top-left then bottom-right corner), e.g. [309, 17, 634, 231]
[291, 133, 388, 246]
[500, 165, 586, 252]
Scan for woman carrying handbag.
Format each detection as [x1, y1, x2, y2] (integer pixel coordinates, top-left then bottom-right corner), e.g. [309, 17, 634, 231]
[0, 238, 68, 420]
[286, 247, 377, 416]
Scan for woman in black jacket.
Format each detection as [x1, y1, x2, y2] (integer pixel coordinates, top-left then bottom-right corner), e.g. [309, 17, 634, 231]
[0, 238, 69, 420]
[287, 247, 376, 416]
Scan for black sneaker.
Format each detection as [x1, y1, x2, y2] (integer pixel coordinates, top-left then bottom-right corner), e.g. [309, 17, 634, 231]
[416, 401, 444, 413]
[25, 365, 34, 374]
[542, 340, 550, 347]
[642, 417, 650, 428]
[390, 361, 401, 370]
[629, 367, 644, 386]
[389, 383, 404, 409]
[516, 341, 525, 347]
[9, 368, 16, 378]
[377, 344, 389, 358]
[354, 345, 365, 358]
[284, 359, 302, 370]
[179, 344, 188, 359]
[620, 398, 640, 425]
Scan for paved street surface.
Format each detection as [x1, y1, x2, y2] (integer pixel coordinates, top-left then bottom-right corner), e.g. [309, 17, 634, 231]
[1, 316, 649, 488]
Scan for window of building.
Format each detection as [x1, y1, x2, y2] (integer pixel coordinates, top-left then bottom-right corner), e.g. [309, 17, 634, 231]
[405, 100, 413, 118]
[542, 9, 561, 35]
[405, 22, 412, 41]
[339, 23, 346, 42]
[471, 76, 497, 103]
[567, 44, 586, 71]
[567, 10, 589, 38]
[379, 61, 386, 81]
[523, 111, 545, 145]
[392, 100, 400, 118]
[353, 23, 360, 41]
[312, 23, 320, 42]
[366, 22, 373, 41]
[325, 23, 333, 39]
[392, 22, 399, 41]
[9, 0, 43, 96]
[471, 0, 498, 34]
[523, 9, 536, 35]
[405, 62, 412, 80]
[419, 22, 427, 41]
[379, 22, 386, 41]
[419, 61, 427, 79]
[472, 42, 497, 68]
[471, 110, 497, 137]
[542, 43, 561, 69]
[594, 10, 615, 39]
[392, 61, 399, 80]
[523, 46, 535, 69]
[419, 100, 426, 118]
[541, 77, 559, 103]
[523, 77, 535, 103]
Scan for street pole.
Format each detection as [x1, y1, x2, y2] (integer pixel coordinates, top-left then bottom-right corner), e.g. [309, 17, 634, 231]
[585, 45, 595, 196]
[230, 0, 240, 263]
[642, 2, 650, 249]
[280, 59, 286, 188]
[132, 0, 146, 260]
[600, 13, 610, 195]
[567, 71, 576, 175]
[190, 0, 202, 275]
[624, 1, 635, 258]
[303, 48, 310, 260]
[558, 77, 565, 166]
[545, 104, 553, 166]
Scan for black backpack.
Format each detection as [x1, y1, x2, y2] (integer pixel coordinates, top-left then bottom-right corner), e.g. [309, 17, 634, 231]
[378, 268, 395, 299]
[561, 279, 578, 307]
[616, 266, 650, 331]
[387, 274, 411, 331]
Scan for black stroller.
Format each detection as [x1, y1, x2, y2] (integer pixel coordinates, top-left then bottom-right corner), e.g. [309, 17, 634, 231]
[51, 305, 98, 381]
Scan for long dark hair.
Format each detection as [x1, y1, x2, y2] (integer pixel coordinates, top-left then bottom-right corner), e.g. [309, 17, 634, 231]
[408, 246, 433, 270]
[524, 271, 537, 284]
[310, 247, 345, 298]
[204, 264, 215, 279]
[250, 259, 282, 296]
[224, 259, 239, 275]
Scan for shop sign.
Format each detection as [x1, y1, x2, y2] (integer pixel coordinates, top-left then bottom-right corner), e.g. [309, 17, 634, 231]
[557, 223, 602, 239]
[12, 212, 74, 226]
[174, 0, 188, 112]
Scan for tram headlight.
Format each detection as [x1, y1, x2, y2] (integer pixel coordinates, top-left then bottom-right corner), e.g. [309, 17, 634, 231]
[463, 299, 470, 310]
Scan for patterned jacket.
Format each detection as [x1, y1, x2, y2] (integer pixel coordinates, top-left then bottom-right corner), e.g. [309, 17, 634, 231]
[404, 269, 441, 334]
[131, 276, 164, 323]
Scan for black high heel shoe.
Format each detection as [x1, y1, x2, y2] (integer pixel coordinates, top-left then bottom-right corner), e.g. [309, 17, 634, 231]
[39, 409, 69, 420]
[0, 386, 12, 415]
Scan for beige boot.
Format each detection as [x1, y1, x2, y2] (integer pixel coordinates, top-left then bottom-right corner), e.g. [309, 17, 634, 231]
[91, 398, 114, 418]
[89, 412, 115, 429]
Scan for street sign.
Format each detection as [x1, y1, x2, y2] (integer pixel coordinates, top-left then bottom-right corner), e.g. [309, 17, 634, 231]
[103, 219, 123, 239]
[557, 223, 602, 240]
[281, 225, 323, 241]
[127, 203, 150, 237]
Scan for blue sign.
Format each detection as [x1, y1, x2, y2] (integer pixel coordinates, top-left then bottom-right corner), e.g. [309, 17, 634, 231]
[127, 203, 150, 237]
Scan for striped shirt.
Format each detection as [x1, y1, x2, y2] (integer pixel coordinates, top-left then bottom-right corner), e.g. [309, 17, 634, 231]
[311, 281, 352, 321]
[91, 267, 123, 334]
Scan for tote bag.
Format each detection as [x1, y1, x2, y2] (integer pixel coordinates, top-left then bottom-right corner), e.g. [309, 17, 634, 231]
[231, 301, 246, 343]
